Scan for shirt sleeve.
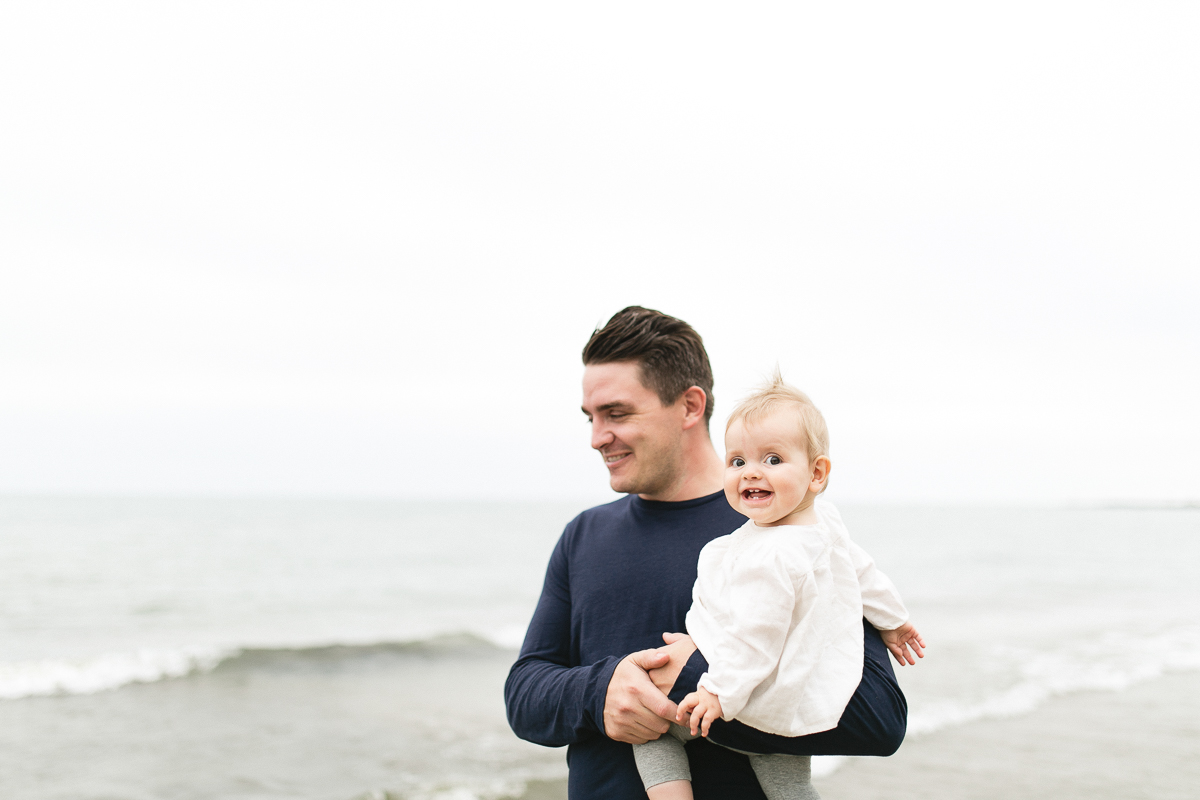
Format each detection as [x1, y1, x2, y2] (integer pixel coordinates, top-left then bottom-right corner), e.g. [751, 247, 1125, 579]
[503, 531, 621, 747]
[696, 548, 798, 721]
[821, 502, 909, 630]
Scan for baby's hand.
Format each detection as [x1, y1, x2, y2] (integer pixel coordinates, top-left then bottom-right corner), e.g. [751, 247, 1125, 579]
[881, 622, 926, 666]
[676, 686, 724, 737]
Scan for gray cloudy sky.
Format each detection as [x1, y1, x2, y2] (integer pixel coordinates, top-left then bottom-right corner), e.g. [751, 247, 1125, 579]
[1, 2, 1197, 503]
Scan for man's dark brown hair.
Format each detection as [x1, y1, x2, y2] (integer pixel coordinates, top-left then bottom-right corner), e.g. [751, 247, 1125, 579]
[582, 306, 715, 427]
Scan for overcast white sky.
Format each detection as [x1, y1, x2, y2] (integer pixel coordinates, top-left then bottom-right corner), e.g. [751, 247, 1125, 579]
[1, 2, 1197, 503]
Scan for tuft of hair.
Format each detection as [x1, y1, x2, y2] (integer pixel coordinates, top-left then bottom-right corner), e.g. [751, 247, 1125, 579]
[582, 306, 715, 426]
[727, 369, 830, 467]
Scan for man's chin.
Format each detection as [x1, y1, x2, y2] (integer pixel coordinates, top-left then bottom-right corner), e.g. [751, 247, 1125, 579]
[610, 472, 675, 498]
[608, 476, 636, 494]
[608, 469, 648, 496]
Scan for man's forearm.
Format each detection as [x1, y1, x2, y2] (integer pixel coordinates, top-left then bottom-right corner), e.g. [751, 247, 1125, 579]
[504, 653, 622, 747]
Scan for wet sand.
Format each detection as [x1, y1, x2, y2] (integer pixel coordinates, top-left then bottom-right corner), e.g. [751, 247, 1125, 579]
[815, 671, 1200, 800]
[511, 671, 1200, 800]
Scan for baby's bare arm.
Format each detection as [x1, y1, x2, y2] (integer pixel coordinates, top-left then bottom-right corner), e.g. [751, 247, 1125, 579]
[880, 621, 926, 666]
[647, 633, 697, 695]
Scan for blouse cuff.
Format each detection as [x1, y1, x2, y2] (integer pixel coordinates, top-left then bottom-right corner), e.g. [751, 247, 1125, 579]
[698, 672, 749, 721]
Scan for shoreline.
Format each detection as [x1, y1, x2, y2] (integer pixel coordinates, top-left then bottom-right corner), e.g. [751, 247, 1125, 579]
[505, 669, 1200, 800]
[814, 669, 1200, 800]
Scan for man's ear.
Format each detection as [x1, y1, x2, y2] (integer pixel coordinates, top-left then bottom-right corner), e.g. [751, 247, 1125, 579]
[810, 456, 832, 491]
[679, 386, 709, 430]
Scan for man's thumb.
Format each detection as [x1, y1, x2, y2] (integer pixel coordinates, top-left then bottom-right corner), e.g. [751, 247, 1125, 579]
[629, 648, 670, 670]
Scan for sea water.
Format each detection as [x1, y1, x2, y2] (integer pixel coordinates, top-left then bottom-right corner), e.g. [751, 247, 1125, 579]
[1, 497, 1198, 798]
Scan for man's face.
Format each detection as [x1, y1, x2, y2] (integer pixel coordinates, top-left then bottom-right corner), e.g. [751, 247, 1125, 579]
[582, 361, 686, 498]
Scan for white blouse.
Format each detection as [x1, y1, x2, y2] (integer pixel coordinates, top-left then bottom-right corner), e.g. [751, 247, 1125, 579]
[685, 499, 909, 737]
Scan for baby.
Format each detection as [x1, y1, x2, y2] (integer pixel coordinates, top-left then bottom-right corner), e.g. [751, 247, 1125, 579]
[632, 375, 925, 800]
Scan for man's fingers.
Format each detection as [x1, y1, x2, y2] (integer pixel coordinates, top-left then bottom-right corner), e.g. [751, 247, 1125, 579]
[620, 721, 663, 745]
[610, 705, 670, 743]
[627, 685, 673, 732]
[630, 698, 672, 734]
[662, 631, 687, 644]
[631, 716, 669, 740]
[604, 654, 675, 742]
[644, 691, 679, 723]
[629, 648, 671, 671]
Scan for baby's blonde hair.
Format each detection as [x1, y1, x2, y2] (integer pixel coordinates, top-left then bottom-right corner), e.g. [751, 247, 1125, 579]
[726, 370, 830, 468]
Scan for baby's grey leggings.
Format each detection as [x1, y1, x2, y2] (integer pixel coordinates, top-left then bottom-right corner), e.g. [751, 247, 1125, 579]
[632, 723, 820, 800]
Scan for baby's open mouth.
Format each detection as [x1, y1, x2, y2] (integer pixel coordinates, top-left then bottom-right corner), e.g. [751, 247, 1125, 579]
[742, 489, 773, 501]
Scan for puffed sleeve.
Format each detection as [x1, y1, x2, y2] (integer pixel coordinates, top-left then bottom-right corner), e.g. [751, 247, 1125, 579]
[696, 548, 802, 721]
[821, 501, 909, 630]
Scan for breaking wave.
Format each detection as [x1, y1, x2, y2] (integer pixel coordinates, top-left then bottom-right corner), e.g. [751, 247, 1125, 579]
[0, 646, 233, 700]
[8, 621, 1199, 785]
[0, 632, 510, 700]
[812, 624, 1200, 778]
[905, 625, 1200, 735]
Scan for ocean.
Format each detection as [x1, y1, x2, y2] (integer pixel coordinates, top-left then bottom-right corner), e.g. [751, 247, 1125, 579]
[2, 497, 1198, 799]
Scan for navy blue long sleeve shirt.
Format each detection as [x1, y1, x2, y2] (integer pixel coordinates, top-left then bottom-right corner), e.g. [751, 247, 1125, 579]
[505, 491, 768, 800]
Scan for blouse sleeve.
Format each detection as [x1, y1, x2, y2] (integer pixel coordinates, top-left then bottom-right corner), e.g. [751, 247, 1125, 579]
[821, 501, 909, 631]
[696, 549, 802, 721]
[847, 538, 909, 630]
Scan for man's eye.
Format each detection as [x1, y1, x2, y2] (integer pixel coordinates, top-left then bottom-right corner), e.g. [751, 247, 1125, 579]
[766, 455, 782, 466]
[731, 458, 745, 468]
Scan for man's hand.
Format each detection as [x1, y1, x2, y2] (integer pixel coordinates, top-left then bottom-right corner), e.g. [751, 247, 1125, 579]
[677, 686, 723, 737]
[881, 621, 926, 666]
[603, 649, 678, 744]
[647, 632, 697, 694]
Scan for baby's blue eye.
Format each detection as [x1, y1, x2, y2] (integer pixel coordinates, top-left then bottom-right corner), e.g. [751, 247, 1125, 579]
[731, 457, 745, 468]
[766, 455, 782, 466]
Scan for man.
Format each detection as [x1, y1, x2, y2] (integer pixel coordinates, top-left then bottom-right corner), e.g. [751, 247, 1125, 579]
[505, 307, 905, 799]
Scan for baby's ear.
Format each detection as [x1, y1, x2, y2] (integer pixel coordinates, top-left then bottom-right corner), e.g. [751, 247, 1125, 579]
[811, 456, 832, 490]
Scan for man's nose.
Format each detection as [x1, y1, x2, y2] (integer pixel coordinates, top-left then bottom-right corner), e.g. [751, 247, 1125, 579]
[590, 419, 614, 450]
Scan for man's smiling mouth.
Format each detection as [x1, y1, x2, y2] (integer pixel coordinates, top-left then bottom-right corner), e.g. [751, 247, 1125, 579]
[604, 453, 630, 465]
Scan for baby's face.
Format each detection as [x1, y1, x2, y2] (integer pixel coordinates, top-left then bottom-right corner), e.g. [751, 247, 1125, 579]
[724, 411, 817, 526]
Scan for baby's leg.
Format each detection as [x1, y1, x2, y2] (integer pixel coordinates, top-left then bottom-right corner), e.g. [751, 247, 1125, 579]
[632, 723, 698, 800]
[747, 754, 820, 800]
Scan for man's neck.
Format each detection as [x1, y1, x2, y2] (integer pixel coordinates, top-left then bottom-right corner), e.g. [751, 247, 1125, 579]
[637, 437, 724, 503]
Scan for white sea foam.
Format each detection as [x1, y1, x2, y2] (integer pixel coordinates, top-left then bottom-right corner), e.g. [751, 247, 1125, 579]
[0, 647, 234, 700]
[812, 625, 1200, 779]
[907, 625, 1200, 736]
[350, 778, 533, 800]
[0, 629, 517, 700]
[477, 623, 529, 650]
